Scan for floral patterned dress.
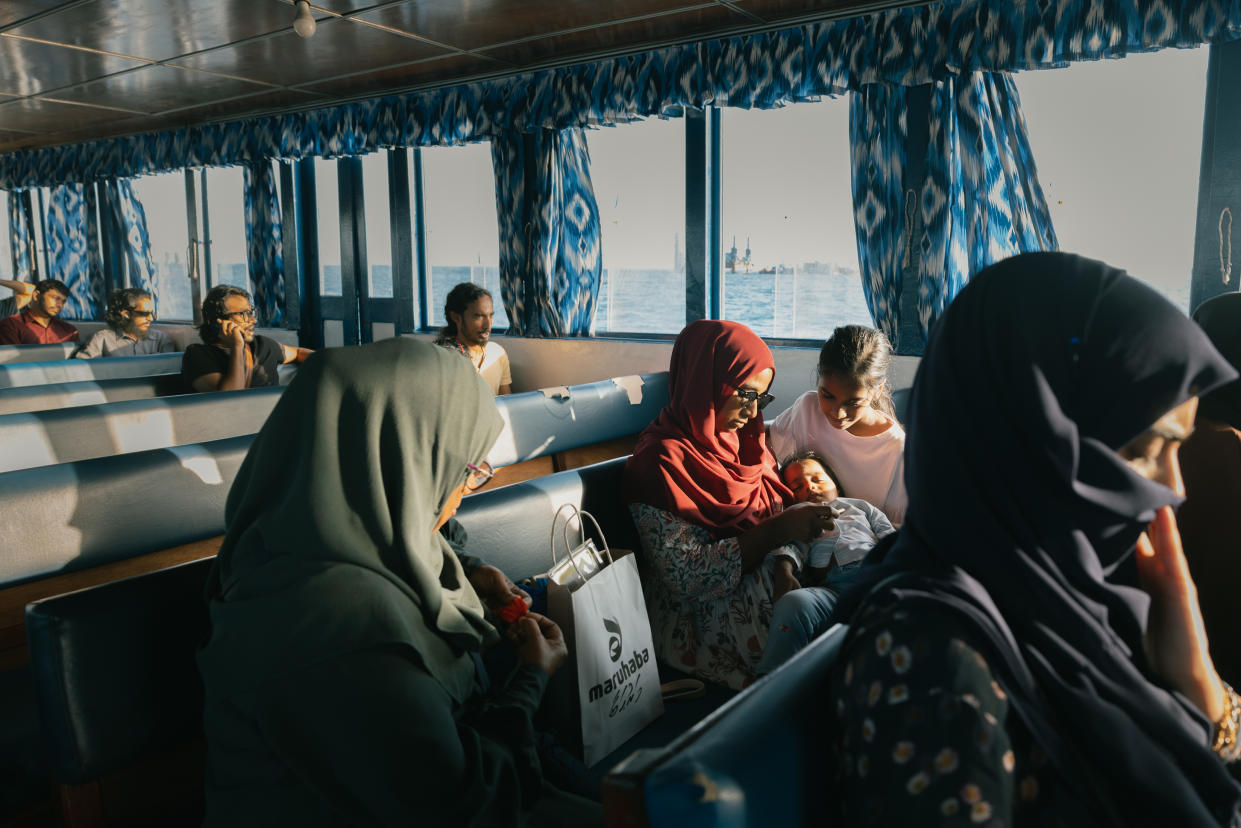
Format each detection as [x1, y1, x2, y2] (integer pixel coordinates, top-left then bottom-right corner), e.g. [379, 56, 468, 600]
[630, 502, 797, 690]
[831, 600, 1057, 827]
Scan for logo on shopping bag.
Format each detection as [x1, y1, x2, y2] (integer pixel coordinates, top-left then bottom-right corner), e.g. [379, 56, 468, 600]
[603, 616, 622, 662]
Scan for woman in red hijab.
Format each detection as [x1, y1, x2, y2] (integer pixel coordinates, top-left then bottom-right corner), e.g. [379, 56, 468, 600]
[622, 320, 837, 688]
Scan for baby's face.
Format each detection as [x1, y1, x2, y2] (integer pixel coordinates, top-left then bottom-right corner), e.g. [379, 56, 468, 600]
[784, 459, 838, 504]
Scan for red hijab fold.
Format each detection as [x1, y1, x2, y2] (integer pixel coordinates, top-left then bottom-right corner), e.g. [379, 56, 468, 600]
[622, 320, 791, 537]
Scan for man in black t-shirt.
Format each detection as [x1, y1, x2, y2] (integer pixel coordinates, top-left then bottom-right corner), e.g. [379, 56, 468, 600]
[182, 285, 311, 393]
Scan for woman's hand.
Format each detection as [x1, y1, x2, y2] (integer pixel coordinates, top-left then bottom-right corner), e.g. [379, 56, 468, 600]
[778, 504, 836, 543]
[772, 558, 801, 603]
[507, 612, 568, 677]
[1135, 505, 1226, 721]
[467, 565, 532, 617]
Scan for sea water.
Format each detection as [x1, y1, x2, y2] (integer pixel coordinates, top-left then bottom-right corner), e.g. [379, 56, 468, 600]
[595, 267, 873, 339]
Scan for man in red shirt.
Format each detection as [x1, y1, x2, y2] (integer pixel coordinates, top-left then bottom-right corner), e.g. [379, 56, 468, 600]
[0, 279, 79, 345]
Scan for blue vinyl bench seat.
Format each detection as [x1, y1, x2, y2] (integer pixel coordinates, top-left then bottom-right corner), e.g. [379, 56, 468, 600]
[22, 456, 741, 826]
[0, 352, 184, 389]
[0, 343, 79, 364]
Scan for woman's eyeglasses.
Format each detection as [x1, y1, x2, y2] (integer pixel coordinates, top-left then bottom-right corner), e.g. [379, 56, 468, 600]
[223, 309, 257, 321]
[464, 461, 495, 492]
[735, 388, 776, 411]
[128, 309, 156, 319]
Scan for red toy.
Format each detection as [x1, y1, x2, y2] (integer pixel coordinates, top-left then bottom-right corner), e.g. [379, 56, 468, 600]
[497, 596, 529, 624]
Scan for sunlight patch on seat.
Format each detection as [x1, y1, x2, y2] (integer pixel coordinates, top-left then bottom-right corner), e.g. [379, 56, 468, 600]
[106, 408, 175, 453]
[0, 415, 59, 473]
[169, 444, 225, 485]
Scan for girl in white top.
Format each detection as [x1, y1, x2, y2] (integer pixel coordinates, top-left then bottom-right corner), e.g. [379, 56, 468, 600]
[767, 325, 907, 525]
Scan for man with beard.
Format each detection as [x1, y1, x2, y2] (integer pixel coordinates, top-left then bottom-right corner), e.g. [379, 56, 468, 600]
[181, 284, 311, 392]
[75, 288, 176, 358]
[433, 282, 512, 395]
[0, 278, 79, 345]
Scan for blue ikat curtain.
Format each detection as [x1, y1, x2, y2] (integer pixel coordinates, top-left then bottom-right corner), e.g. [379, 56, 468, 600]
[111, 179, 156, 295]
[850, 84, 910, 344]
[2, 0, 1239, 189]
[917, 72, 1058, 341]
[8, 190, 36, 281]
[44, 182, 103, 318]
[243, 161, 285, 326]
[492, 128, 602, 337]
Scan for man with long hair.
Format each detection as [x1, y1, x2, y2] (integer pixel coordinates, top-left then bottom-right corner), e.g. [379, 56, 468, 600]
[433, 282, 511, 395]
[181, 285, 310, 392]
[75, 287, 176, 358]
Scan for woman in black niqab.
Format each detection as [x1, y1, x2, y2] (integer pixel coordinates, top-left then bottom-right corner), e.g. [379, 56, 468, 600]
[198, 338, 594, 827]
[831, 253, 1241, 826]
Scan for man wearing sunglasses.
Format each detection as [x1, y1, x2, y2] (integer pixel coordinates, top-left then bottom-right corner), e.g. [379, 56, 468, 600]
[0, 278, 79, 345]
[75, 288, 176, 358]
[182, 284, 311, 393]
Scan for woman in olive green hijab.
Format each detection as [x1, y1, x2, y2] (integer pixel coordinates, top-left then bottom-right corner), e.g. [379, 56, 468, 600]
[198, 338, 598, 827]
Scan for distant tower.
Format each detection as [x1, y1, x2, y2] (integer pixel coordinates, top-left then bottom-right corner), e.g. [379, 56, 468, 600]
[726, 236, 738, 272]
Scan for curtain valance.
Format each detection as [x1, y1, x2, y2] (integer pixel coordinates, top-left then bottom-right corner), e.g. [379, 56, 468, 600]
[1, 0, 1238, 189]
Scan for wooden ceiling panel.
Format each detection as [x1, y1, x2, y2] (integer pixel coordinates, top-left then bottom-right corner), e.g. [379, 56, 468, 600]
[478, 4, 752, 67]
[0, 34, 149, 98]
[0, 0, 72, 30]
[354, 0, 721, 53]
[170, 18, 452, 88]
[7, 0, 295, 62]
[160, 87, 329, 123]
[299, 53, 511, 98]
[0, 97, 140, 134]
[0, 0, 911, 154]
[50, 65, 277, 115]
[735, 0, 875, 24]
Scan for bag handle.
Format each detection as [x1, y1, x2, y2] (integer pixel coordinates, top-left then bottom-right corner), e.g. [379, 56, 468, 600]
[550, 503, 614, 582]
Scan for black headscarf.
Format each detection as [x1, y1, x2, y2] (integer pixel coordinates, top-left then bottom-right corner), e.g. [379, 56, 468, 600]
[1194, 292, 1241, 429]
[845, 253, 1240, 826]
[200, 338, 504, 705]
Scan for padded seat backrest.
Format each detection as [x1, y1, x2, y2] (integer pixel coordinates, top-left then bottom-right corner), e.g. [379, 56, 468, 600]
[488, 374, 667, 466]
[0, 374, 187, 415]
[0, 343, 77, 364]
[454, 457, 634, 581]
[605, 624, 847, 827]
[0, 353, 182, 389]
[25, 557, 213, 785]
[0, 435, 254, 588]
[0, 386, 283, 474]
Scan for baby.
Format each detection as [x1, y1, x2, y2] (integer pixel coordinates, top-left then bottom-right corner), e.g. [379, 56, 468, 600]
[781, 450, 896, 585]
[758, 451, 896, 673]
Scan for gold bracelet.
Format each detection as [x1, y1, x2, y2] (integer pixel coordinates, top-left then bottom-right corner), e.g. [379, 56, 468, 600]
[1212, 682, 1241, 762]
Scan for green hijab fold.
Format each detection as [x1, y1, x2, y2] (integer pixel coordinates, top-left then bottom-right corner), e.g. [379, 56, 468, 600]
[200, 339, 504, 704]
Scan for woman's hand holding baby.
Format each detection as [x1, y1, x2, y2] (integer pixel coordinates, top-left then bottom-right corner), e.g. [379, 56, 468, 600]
[779, 503, 837, 543]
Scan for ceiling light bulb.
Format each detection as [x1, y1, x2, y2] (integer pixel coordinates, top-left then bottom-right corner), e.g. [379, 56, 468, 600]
[293, 1, 317, 38]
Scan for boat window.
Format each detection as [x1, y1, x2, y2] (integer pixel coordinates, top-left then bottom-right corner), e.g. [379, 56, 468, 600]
[720, 100, 868, 340]
[1016, 47, 1208, 313]
[361, 152, 395, 302]
[0, 190, 11, 282]
[314, 157, 343, 298]
[132, 173, 194, 321]
[420, 142, 505, 330]
[591, 116, 687, 334]
[201, 166, 249, 295]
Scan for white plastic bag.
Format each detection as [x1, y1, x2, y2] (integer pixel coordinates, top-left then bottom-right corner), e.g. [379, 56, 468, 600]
[545, 505, 664, 765]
